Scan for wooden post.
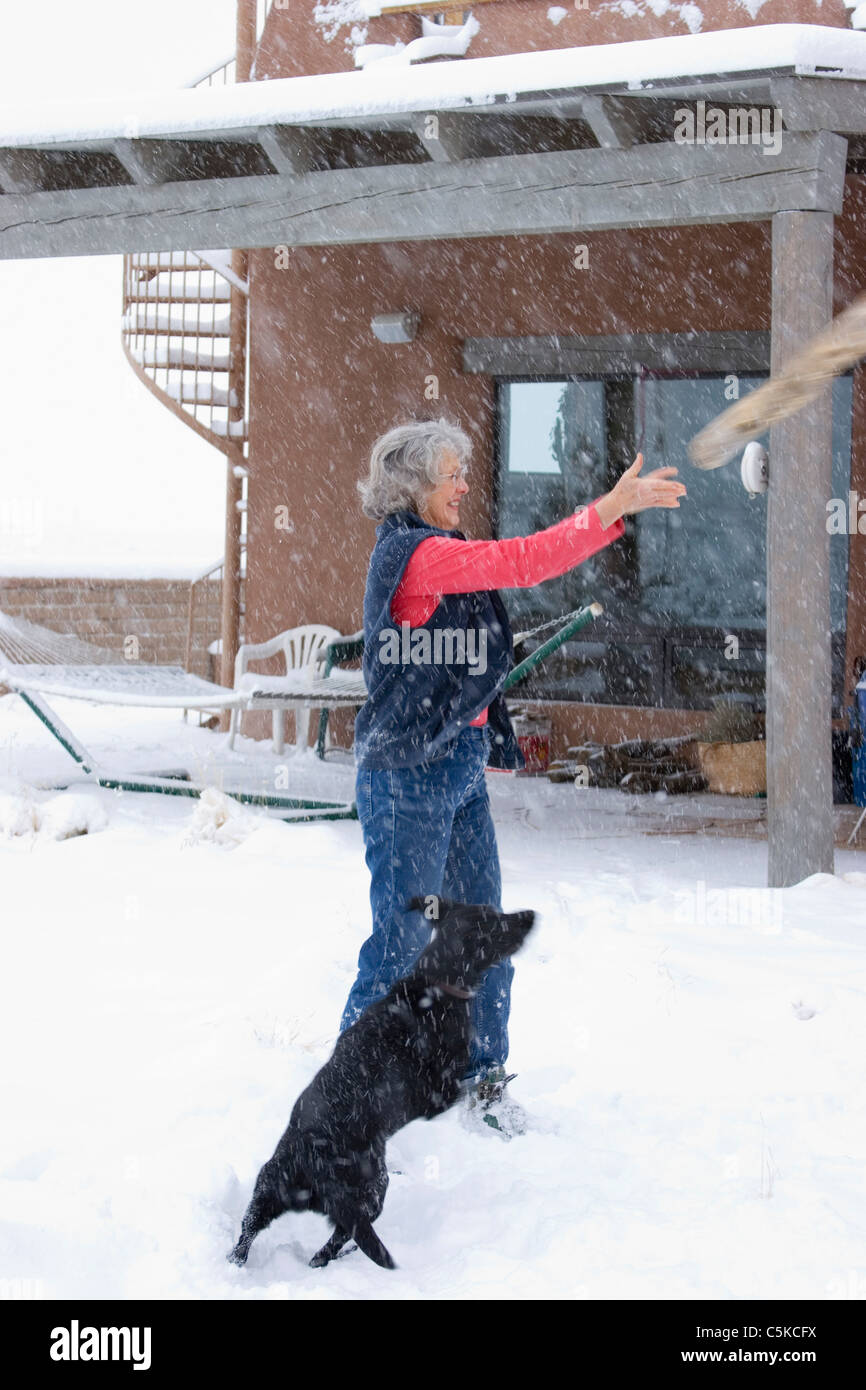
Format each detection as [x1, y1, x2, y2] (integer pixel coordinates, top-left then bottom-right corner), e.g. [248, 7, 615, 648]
[220, 443, 244, 699]
[767, 211, 835, 886]
[218, 0, 256, 729]
[235, 0, 257, 84]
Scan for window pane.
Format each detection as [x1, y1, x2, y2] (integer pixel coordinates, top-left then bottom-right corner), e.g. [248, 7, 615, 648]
[670, 642, 766, 708]
[635, 375, 767, 628]
[635, 374, 852, 631]
[513, 637, 659, 707]
[499, 379, 607, 626]
[496, 372, 853, 709]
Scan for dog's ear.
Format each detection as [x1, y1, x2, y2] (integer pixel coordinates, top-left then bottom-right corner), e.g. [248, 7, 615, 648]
[510, 909, 536, 931]
[503, 908, 536, 950]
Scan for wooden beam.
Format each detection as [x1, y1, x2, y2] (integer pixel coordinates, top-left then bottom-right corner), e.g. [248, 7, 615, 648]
[770, 77, 866, 134]
[767, 210, 836, 887]
[255, 125, 321, 177]
[462, 331, 770, 376]
[109, 139, 179, 187]
[0, 148, 44, 194]
[413, 111, 475, 162]
[580, 95, 644, 150]
[0, 131, 846, 260]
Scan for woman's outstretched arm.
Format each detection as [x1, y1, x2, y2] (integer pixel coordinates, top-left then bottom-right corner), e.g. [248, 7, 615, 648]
[395, 455, 685, 608]
[396, 498, 623, 604]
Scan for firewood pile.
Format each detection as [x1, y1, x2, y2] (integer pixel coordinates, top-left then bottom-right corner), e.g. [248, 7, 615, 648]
[548, 735, 707, 794]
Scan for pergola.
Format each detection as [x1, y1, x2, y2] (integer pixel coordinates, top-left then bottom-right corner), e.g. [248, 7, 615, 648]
[2, 22, 864, 886]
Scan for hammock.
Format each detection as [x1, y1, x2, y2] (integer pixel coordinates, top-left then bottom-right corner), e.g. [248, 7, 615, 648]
[0, 609, 243, 709]
[0, 608, 118, 665]
[0, 599, 604, 805]
[0, 610, 355, 821]
[311, 602, 604, 754]
[506, 602, 603, 691]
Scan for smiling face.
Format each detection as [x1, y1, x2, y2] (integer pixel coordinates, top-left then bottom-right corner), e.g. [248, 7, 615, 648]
[420, 446, 469, 530]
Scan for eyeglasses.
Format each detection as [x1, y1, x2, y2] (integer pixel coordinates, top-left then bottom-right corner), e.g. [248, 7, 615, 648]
[436, 469, 467, 486]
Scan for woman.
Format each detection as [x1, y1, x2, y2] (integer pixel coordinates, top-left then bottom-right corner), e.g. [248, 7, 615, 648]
[340, 418, 686, 1133]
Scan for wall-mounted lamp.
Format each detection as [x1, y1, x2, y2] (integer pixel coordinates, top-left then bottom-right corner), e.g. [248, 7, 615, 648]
[740, 441, 769, 498]
[371, 310, 421, 344]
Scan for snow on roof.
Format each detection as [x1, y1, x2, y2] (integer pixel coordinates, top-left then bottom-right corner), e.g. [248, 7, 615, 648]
[0, 24, 865, 148]
[355, 13, 480, 70]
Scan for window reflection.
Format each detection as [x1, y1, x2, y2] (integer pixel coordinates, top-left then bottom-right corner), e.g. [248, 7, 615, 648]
[497, 373, 852, 709]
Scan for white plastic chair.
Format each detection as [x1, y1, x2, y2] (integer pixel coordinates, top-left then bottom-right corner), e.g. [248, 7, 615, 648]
[228, 624, 342, 753]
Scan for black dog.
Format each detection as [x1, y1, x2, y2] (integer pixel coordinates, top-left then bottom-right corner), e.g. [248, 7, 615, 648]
[227, 894, 535, 1271]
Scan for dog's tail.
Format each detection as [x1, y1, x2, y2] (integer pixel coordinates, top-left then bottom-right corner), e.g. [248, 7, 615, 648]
[352, 1218, 396, 1270]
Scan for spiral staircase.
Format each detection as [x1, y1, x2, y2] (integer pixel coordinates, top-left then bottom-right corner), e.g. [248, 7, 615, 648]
[119, 5, 276, 688]
[120, 242, 249, 685]
[118, 3, 475, 689]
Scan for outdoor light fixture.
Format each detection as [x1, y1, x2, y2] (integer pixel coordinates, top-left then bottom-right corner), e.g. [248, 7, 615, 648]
[740, 441, 769, 497]
[370, 310, 421, 344]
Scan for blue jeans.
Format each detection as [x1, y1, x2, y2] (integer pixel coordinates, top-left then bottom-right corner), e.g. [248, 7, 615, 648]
[340, 726, 511, 1079]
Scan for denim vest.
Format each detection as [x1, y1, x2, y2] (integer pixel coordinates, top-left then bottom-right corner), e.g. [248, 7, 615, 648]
[353, 510, 524, 770]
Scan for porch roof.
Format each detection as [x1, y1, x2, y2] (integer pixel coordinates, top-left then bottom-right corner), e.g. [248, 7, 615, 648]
[0, 24, 865, 259]
[0, 23, 865, 147]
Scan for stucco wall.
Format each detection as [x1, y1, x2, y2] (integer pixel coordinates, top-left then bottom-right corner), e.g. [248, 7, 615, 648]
[239, 0, 865, 753]
[0, 577, 220, 677]
[256, 1, 853, 82]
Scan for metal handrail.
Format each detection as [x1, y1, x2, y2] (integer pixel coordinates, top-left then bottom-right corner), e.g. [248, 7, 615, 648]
[185, 560, 223, 677]
[371, 2, 501, 15]
[185, 558, 247, 677]
[186, 1, 276, 86]
[119, 1, 270, 451]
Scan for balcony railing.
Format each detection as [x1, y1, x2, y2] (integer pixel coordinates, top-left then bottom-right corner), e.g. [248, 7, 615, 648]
[371, 3, 500, 14]
[187, 1, 276, 87]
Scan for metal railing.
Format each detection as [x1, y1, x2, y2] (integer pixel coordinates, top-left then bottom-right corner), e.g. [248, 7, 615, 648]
[191, 0, 275, 85]
[185, 557, 247, 681]
[120, 251, 247, 448]
[372, 3, 499, 16]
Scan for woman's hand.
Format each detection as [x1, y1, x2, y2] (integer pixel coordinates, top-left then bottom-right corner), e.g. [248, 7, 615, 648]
[594, 454, 687, 528]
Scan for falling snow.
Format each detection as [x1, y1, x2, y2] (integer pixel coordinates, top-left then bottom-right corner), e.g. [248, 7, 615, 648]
[1, 0, 864, 1310]
[0, 700, 864, 1298]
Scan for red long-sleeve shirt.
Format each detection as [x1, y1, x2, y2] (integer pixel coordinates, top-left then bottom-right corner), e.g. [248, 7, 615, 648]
[390, 500, 624, 726]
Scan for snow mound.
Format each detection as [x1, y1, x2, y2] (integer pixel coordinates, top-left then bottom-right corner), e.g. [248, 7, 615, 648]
[40, 793, 108, 840]
[179, 787, 262, 849]
[0, 786, 107, 840]
[0, 788, 40, 837]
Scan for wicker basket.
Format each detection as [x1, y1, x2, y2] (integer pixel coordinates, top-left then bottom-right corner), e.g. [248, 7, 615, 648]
[694, 740, 766, 796]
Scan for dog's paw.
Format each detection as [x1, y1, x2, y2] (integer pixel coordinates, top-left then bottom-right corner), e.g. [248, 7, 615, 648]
[309, 1241, 358, 1268]
[226, 1244, 249, 1267]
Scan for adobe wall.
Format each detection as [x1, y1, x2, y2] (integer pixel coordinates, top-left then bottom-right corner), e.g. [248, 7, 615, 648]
[240, 0, 865, 754]
[0, 577, 220, 678]
[256, 1, 853, 81]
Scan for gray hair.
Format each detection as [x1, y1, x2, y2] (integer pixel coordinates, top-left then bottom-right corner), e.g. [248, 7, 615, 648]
[357, 418, 472, 521]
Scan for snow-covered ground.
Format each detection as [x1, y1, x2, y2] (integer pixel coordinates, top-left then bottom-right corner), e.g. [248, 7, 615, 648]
[1, 692, 864, 1301]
